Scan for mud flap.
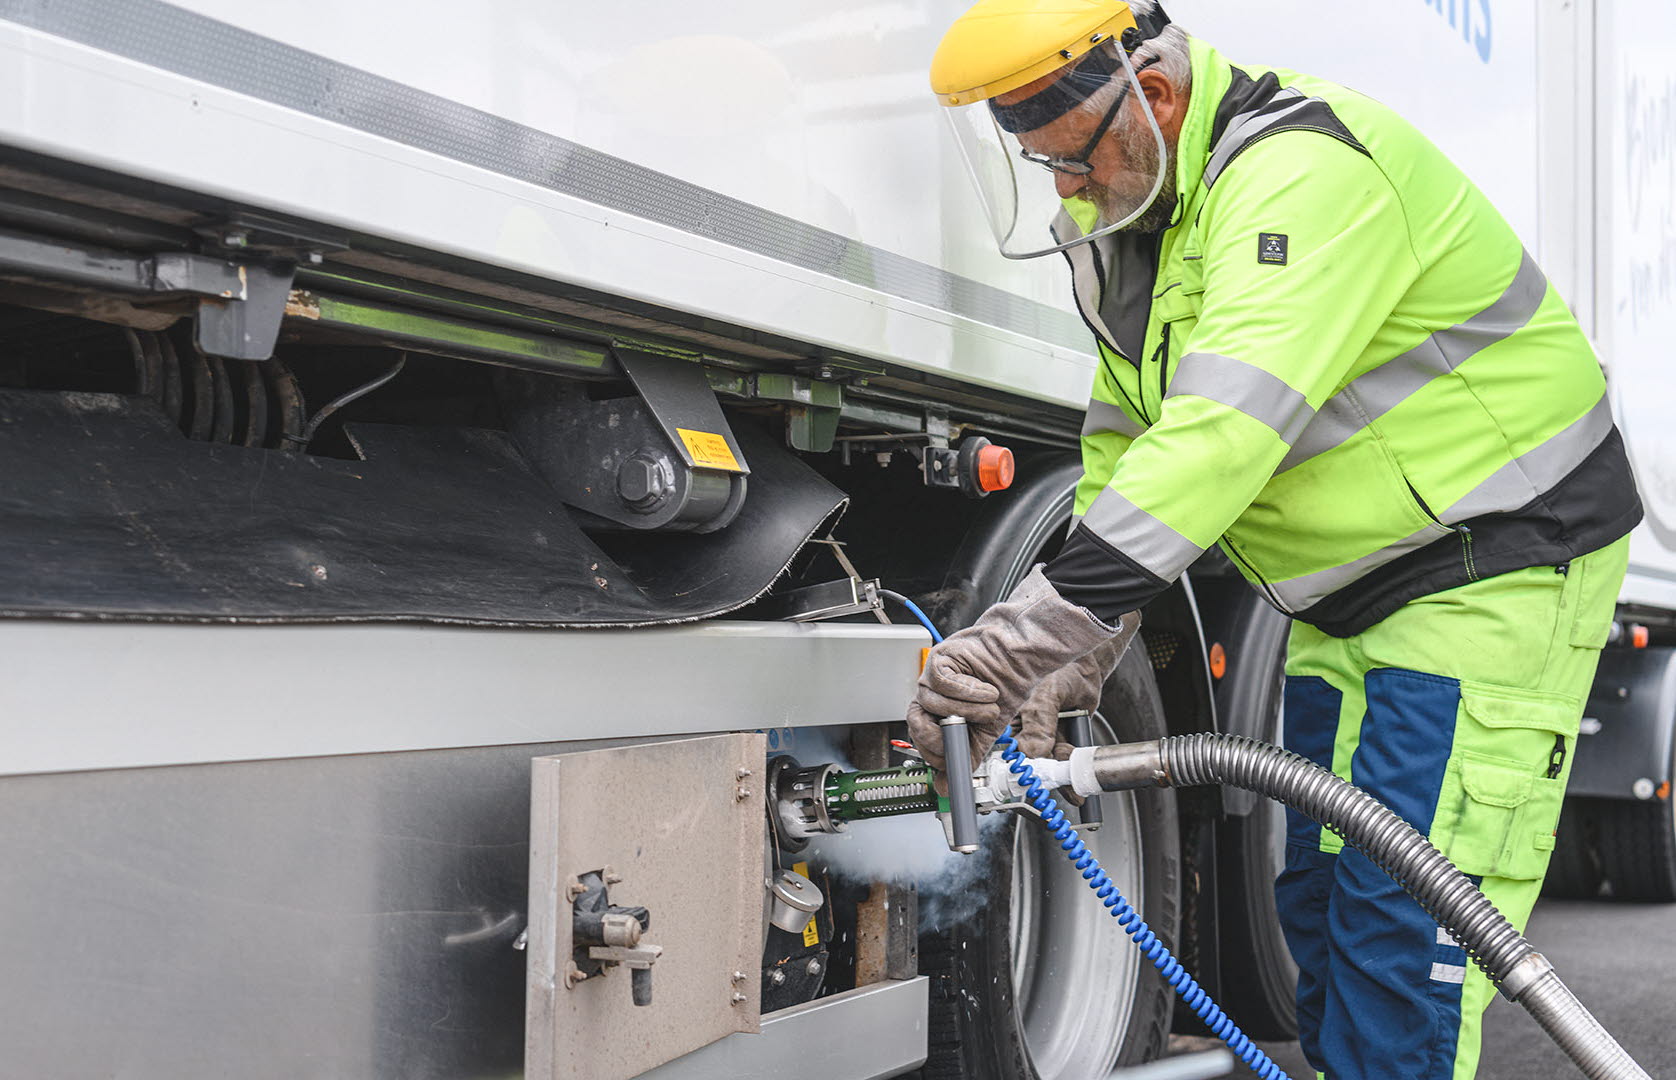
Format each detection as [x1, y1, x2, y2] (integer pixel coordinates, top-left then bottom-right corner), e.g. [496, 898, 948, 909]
[0, 389, 844, 625]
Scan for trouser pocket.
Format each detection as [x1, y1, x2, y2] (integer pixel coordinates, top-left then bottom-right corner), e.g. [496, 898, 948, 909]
[1431, 682, 1581, 880]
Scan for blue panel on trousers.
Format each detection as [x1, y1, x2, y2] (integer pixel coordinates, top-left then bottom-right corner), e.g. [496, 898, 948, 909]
[1318, 667, 1464, 1080]
[1282, 675, 1342, 849]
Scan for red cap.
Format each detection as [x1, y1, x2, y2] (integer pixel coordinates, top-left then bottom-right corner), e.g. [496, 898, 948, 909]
[976, 444, 1015, 492]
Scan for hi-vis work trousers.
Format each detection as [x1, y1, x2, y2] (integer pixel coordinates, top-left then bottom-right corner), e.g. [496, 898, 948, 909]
[1276, 536, 1629, 1080]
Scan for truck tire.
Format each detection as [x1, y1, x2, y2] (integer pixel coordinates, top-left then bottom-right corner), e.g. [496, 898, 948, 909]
[919, 647, 1179, 1080]
[1205, 589, 1299, 1039]
[1595, 791, 1676, 902]
[1541, 798, 1604, 899]
[917, 457, 1178, 1079]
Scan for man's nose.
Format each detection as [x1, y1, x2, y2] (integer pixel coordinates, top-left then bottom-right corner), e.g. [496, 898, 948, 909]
[1054, 170, 1087, 199]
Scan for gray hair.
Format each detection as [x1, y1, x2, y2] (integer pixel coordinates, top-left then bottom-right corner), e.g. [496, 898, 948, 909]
[1123, 0, 1192, 89]
[1075, 0, 1192, 120]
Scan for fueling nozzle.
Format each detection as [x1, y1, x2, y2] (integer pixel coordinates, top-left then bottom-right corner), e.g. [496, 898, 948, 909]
[769, 735, 1055, 856]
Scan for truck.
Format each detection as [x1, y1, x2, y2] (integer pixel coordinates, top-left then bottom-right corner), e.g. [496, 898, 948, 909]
[0, 1, 1667, 1077]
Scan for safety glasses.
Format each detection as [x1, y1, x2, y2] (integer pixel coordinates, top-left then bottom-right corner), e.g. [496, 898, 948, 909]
[1017, 56, 1162, 176]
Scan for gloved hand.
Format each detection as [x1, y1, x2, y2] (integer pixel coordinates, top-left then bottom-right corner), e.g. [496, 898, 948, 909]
[905, 566, 1136, 775]
[1011, 637, 1127, 758]
[1013, 635, 1131, 807]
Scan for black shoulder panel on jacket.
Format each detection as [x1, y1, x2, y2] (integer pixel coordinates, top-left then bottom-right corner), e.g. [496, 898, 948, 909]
[1205, 66, 1370, 190]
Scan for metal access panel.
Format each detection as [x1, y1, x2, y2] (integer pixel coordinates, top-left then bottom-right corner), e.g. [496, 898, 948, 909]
[527, 733, 766, 1080]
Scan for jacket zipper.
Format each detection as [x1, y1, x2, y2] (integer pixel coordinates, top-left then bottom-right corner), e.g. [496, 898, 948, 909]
[1406, 479, 1478, 581]
[1151, 323, 1172, 422]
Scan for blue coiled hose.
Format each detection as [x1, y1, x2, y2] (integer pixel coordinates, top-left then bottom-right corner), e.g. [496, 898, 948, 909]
[884, 593, 1291, 1080]
[994, 728, 1291, 1080]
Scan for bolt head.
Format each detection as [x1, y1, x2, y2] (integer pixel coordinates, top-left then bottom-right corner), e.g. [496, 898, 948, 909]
[770, 969, 786, 985]
[617, 451, 673, 511]
[806, 959, 822, 976]
[730, 992, 748, 1005]
[735, 786, 753, 801]
[223, 230, 249, 248]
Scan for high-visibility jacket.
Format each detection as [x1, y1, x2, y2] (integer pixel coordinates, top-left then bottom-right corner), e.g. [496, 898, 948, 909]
[1042, 37, 1642, 637]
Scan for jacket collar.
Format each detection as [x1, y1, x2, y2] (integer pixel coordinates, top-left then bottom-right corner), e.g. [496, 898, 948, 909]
[1164, 37, 1230, 233]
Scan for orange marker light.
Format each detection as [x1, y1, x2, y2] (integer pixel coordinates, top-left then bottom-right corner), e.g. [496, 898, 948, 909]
[1209, 642, 1227, 680]
[977, 444, 1015, 492]
[1632, 624, 1651, 649]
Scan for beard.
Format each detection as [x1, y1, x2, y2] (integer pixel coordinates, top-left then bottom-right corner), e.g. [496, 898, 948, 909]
[1080, 123, 1179, 235]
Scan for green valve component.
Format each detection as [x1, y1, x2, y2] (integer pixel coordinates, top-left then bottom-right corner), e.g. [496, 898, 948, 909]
[824, 764, 947, 823]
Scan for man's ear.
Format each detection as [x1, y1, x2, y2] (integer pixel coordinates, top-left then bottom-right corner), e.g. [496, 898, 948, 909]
[1137, 67, 1182, 132]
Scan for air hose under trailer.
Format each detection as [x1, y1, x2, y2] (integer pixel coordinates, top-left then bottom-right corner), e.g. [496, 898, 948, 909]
[871, 598, 1650, 1080]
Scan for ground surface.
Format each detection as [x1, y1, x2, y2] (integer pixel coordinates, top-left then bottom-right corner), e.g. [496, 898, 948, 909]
[1168, 897, 1675, 1079]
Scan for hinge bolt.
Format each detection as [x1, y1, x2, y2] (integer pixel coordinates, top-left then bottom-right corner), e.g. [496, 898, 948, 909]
[736, 786, 753, 802]
[731, 992, 748, 1005]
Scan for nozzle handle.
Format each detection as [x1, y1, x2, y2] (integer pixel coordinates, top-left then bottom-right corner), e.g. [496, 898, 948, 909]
[940, 716, 980, 853]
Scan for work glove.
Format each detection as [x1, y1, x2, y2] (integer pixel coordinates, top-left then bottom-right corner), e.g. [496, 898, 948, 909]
[1011, 637, 1127, 758]
[905, 565, 1138, 777]
[1012, 636, 1131, 807]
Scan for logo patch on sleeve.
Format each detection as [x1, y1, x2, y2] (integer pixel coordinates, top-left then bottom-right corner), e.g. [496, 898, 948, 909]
[1258, 233, 1289, 265]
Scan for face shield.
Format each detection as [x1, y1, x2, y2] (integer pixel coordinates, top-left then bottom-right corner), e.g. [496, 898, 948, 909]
[942, 43, 1169, 260]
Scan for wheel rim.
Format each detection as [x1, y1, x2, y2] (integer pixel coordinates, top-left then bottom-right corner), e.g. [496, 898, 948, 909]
[1007, 712, 1146, 1080]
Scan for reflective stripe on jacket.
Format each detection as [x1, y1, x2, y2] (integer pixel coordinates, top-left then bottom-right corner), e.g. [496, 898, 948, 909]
[1042, 38, 1642, 637]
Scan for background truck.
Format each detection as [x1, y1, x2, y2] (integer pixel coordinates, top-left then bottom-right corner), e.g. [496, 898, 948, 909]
[0, 1, 1667, 1078]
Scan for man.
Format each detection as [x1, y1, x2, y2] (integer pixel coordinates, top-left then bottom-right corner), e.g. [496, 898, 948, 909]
[907, 2, 1643, 1078]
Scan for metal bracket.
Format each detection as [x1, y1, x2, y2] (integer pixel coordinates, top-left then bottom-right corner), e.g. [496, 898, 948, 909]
[501, 349, 750, 533]
[758, 577, 883, 623]
[0, 223, 296, 361]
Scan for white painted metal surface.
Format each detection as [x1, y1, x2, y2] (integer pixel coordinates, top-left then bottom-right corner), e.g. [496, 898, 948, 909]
[0, 2, 1097, 410]
[1596, 1, 1676, 606]
[0, 620, 926, 776]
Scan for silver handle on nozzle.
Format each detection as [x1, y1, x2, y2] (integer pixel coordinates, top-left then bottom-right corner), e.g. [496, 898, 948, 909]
[1062, 709, 1104, 831]
[940, 716, 981, 853]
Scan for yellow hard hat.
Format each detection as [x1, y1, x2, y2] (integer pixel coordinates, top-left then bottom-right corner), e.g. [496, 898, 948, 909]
[929, 0, 1141, 107]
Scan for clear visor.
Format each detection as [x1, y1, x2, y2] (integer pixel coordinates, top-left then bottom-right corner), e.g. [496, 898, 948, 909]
[943, 46, 1168, 259]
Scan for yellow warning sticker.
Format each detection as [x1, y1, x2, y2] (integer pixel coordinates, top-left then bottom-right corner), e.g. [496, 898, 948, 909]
[793, 861, 820, 946]
[676, 427, 743, 472]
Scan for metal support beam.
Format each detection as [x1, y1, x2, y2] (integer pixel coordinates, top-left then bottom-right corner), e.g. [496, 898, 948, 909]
[0, 223, 295, 359]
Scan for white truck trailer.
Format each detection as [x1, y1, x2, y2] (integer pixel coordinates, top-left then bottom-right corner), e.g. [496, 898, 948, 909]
[0, 1, 1667, 1078]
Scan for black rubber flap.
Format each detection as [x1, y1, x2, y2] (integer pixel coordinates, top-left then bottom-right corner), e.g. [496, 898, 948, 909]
[0, 390, 844, 625]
